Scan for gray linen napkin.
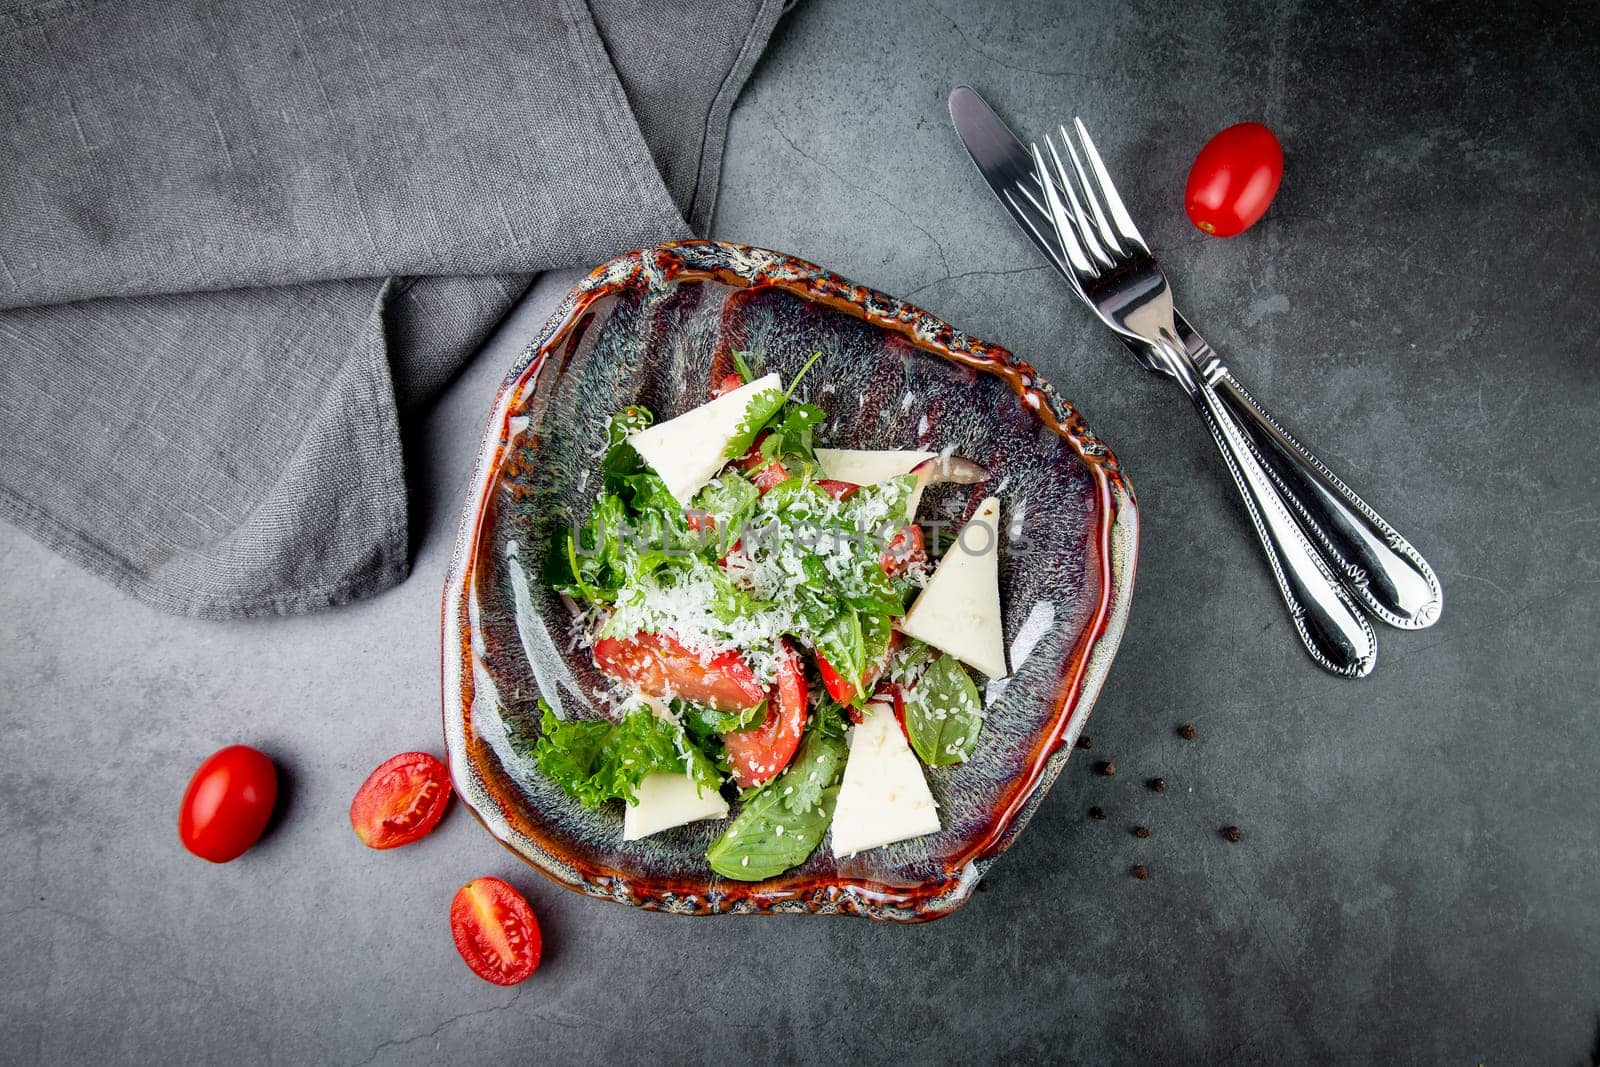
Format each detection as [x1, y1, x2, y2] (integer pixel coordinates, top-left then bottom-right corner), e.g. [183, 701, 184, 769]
[0, 0, 785, 617]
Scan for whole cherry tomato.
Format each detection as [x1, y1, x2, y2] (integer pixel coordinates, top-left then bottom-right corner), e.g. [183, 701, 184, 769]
[349, 752, 452, 849]
[1185, 122, 1283, 237]
[450, 877, 543, 986]
[178, 745, 278, 863]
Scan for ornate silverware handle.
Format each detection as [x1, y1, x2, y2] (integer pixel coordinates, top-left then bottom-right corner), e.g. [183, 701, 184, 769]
[1159, 336, 1379, 677]
[1196, 352, 1444, 630]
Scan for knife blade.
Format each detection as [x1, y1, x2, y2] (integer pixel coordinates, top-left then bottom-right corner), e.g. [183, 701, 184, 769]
[947, 84, 1204, 374]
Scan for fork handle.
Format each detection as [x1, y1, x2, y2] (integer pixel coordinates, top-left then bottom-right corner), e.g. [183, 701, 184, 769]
[1206, 360, 1444, 630]
[1161, 337, 1378, 677]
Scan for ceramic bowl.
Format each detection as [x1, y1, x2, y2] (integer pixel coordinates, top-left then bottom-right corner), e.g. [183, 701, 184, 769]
[441, 240, 1137, 922]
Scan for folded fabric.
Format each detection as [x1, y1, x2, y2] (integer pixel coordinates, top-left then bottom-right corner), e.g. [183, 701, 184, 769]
[0, 0, 786, 617]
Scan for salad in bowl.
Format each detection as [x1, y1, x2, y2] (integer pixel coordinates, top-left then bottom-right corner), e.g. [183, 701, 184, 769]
[442, 239, 1136, 921]
[538, 352, 1008, 880]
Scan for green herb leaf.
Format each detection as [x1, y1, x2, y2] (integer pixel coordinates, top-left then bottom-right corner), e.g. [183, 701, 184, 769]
[815, 609, 866, 693]
[902, 654, 985, 766]
[531, 703, 721, 807]
[706, 726, 847, 881]
[680, 701, 768, 736]
[720, 351, 825, 461]
[730, 350, 758, 385]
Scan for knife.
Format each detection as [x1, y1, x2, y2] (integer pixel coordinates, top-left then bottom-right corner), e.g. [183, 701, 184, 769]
[948, 85, 1442, 634]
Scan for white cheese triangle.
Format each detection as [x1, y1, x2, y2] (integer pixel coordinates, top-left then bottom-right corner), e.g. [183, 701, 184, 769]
[830, 698, 941, 858]
[896, 495, 1008, 678]
[622, 772, 730, 841]
[628, 373, 783, 505]
[814, 448, 935, 486]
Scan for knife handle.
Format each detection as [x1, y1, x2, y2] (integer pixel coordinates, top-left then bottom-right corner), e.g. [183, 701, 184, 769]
[1158, 335, 1378, 677]
[1191, 351, 1444, 630]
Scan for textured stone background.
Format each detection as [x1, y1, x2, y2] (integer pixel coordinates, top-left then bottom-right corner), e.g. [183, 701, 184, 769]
[3, 0, 1597, 1062]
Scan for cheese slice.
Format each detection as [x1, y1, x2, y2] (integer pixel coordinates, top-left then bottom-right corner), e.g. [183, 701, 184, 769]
[622, 772, 730, 841]
[830, 698, 941, 858]
[628, 373, 782, 505]
[896, 495, 1008, 678]
[814, 448, 935, 486]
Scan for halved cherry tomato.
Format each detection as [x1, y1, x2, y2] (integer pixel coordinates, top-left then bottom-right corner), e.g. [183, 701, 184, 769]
[594, 632, 765, 712]
[725, 639, 808, 787]
[178, 745, 278, 863]
[816, 479, 859, 500]
[818, 630, 901, 708]
[713, 372, 745, 397]
[1185, 122, 1283, 238]
[449, 877, 542, 986]
[350, 752, 452, 850]
[881, 523, 926, 576]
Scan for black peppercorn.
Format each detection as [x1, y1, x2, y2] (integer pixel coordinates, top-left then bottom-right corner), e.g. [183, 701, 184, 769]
[1095, 760, 1116, 777]
[1088, 806, 1106, 820]
[1222, 825, 1243, 843]
[1076, 735, 1094, 750]
[1132, 865, 1149, 880]
[1133, 825, 1149, 839]
[1149, 777, 1167, 793]
[1177, 723, 1196, 741]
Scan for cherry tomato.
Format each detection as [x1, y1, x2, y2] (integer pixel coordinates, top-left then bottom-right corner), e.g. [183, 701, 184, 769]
[725, 639, 808, 787]
[881, 523, 926, 577]
[816, 479, 859, 500]
[349, 752, 452, 850]
[818, 631, 900, 708]
[178, 745, 278, 863]
[449, 877, 542, 986]
[594, 631, 766, 713]
[1185, 122, 1283, 237]
[713, 372, 745, 397]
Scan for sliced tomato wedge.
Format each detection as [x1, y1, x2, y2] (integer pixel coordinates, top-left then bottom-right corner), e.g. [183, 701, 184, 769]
[350, 751, 452, 850]
[449, 877, 542, 986]
[818, 630, 901, 709]
[724, 639, 808, 788]
[713, 372, 746, 397]
[593, 632, 765, 713]
[816, 479, 860, 500]
[881, 522, 926, 576]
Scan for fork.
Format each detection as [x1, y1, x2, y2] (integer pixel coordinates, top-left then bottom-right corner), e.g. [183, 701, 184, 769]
[1002, 165, 1442, 635]
[1032, 120, 1380, 677]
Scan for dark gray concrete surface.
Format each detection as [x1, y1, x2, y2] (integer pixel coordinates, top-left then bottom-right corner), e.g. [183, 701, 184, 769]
[3, 0, 1598, 1062]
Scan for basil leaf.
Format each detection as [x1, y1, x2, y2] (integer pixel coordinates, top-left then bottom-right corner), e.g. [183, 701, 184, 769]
[706, 728, 847, 881]
[815, 609, 866, 692]
[779, 728, 848, 816]
[902, 653, 985, 766]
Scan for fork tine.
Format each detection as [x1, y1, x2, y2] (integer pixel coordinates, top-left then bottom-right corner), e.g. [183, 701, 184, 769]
[1001, 187, 1070, 276]
[1059, 124, 1123, 258]
[1030, 141, 1099, 279]
[1043, 132, 1114, 270]
[1072, 116, 1149, 255]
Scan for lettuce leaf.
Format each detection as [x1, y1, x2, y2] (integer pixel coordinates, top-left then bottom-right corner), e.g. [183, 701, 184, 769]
[531, 704, 721, 808]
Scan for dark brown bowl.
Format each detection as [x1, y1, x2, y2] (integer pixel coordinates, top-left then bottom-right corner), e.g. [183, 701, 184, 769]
[441, 240, 1137, 921]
